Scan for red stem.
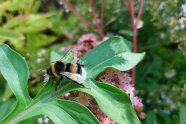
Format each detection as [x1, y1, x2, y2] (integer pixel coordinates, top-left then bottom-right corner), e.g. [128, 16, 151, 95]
[100, 0, 104, 29]
[88, 0, 104, 40]
[128, 0, 135, 31]
[135, 0, 144, 29]
[127, 0, 144, 85]
[61, 0, 95, 31]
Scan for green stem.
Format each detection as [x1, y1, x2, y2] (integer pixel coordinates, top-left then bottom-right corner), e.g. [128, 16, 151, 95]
[0, 79, 79, 124]
[0, 104, 20, 124]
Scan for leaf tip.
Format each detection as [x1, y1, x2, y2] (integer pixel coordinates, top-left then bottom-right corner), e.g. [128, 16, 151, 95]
[141, 52, 146, 59]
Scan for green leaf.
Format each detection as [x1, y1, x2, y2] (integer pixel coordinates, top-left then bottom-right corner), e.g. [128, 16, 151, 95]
[27, 33, 56, 48]
[145, 111, 156, 124]
[50, 36, 143, 123]
[2, 83, 13, 101]
[0, 1, 34, 13]
[79, 36, 145, 78]
[0, 28, 25, 49]
[0, 37, 144, 124]
[0, 98, 16, 120]
[19, 100, 100, 124]
[179, 104, 186, 124]
[0, 28, 25, 42]
[119, 30, 136, 36]
[0, 44, 31, 105]
[79, 79, 141, 124]
[3, 14, 52, 33]
[1, 78, 97, 124]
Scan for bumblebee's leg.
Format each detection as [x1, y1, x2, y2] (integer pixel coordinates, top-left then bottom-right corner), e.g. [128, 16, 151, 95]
[55, 81, 60, 91]
[77, 61, 87, 68]
[79, 64, 86, 67]
[55, 76, 63, 91]
[73, 81, 85, 87]
[73, 81, 90, 90]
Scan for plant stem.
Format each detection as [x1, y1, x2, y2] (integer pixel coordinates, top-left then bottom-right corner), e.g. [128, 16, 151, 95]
[7, 101, 42, 124]
[88, 0, 104, 40]
[128, 0, 135, 32]
[60, 0, 95, 31]
[127, 0, 144, 85]
[3, 82, 76, 124]
[100, 0, 104, 30]
[135, 0, 144, 29]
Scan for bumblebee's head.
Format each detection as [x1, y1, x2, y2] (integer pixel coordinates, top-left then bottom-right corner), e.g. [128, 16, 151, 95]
[54, 61, 65, 73]
[46, 61, 65, 77]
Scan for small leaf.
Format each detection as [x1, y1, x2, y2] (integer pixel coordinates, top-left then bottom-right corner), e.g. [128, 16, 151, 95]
[79, 79, 141, 124]
[119, 30, 136, 36]
[0, 44, 31, 105]
[27, 33, 56, 48]
[79, 36, 145, 78]
[0, 28, 25, 41]
[3, 14, 52, 33]
[19, 100, 100, 124]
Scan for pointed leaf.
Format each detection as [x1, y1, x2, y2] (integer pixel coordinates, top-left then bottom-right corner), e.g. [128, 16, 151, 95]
[4, 14, 52, 33]
[0, 28, 24, 42]
[79, 79, 141, 124]
[0, 44, 31, 105]
[119, 30, 136, 36]
[79, 36, 145, 78]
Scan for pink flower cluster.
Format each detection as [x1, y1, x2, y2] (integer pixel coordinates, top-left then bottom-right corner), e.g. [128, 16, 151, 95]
[65, 91, 116, 124]
[74, 33, 99, 59]
[97, 68, 144, 112]
[60, 33, 145, 123]
[89, 101, 116, 124]
[59, 33, 99, 62]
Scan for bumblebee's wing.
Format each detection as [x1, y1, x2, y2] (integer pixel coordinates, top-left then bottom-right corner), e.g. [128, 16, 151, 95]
[62, 67, 86, 85]
[60, 49, 74, 63]
[62, 72, 85, 85]
[50, 49, 74, 63]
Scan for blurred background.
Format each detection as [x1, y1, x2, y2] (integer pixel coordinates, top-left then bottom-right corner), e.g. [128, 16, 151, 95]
[0, 0, 186, 124]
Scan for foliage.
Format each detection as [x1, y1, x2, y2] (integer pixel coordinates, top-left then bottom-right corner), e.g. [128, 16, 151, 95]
[136, 0, 186, 123]
[0, 0, 186, 124]
[0, 36, 144, 124]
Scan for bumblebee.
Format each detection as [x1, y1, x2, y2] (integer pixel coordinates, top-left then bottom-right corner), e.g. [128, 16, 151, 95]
[46, 50, 85, 90]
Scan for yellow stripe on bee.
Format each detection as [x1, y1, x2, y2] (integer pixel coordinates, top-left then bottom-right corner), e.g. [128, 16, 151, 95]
[51, 62, 59, 77]
[70, 63, 77, 73]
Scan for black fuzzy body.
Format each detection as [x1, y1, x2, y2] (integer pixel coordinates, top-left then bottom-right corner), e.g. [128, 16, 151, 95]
[47, 61, 82, 77]
[46, 61, 83, 90]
